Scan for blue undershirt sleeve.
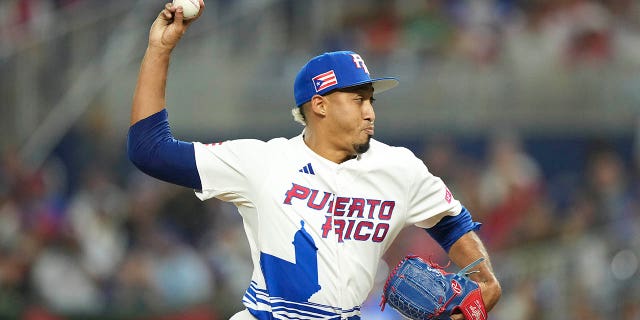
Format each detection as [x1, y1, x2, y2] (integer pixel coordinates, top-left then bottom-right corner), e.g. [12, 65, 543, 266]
[424, 206, 481, 252]
[127, 109, 202, 190]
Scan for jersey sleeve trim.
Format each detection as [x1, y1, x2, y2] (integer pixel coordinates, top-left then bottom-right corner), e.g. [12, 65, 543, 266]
[127, 109, 202, 190]
[424, 206, 481, 252]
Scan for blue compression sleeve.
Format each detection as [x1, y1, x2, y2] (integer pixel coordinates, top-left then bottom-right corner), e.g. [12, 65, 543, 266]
[127, 109, 202, 190]
[425, 206, 481, 252]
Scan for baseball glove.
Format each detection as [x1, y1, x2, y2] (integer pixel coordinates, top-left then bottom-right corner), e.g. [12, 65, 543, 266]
[380, 255, 487, 320]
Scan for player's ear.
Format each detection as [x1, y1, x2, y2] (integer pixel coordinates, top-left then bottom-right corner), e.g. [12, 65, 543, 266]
[310, 94, 327, 117]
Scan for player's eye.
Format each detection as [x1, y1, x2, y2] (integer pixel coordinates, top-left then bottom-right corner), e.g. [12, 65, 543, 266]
[354, 96, 375, 103]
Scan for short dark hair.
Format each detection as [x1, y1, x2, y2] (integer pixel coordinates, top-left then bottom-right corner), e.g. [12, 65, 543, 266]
[330, 83, 374, 95]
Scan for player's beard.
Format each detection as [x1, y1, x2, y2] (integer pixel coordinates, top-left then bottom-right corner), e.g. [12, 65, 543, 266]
[354, 135, 372, 154]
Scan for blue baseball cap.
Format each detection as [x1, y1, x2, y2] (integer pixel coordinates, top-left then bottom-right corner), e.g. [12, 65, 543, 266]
[293, 51, 399, 107]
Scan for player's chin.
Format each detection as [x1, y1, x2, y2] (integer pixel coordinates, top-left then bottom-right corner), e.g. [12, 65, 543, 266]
[353, 136, 372, 154]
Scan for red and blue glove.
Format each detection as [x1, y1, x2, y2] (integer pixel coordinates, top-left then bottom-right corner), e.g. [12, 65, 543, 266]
[380, 255, 487, 320]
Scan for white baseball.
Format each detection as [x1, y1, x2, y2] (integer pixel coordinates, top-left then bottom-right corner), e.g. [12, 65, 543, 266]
[172, 0, 200, 20]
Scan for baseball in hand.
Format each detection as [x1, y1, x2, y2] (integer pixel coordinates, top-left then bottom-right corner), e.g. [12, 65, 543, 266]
[172, 0, 200, 20]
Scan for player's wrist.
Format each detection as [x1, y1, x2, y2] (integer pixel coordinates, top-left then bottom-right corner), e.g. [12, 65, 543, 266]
[478, 277, 502, 311]
[146, 44, 174, 58]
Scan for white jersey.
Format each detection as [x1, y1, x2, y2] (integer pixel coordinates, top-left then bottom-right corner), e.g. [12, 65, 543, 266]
[192, 134, 462, 319]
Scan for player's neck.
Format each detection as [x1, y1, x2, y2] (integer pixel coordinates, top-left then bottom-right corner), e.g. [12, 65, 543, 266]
[303, 131, 356, 164]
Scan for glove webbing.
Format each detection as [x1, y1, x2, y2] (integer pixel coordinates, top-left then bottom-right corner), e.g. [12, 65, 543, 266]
[379, 254, 419, 311]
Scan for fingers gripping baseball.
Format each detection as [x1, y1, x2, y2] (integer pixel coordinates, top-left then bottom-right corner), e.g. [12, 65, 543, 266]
[149, 1, 204, 52]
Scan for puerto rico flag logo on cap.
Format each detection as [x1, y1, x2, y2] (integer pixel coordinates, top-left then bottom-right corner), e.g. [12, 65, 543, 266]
[313, 70, 338, 92]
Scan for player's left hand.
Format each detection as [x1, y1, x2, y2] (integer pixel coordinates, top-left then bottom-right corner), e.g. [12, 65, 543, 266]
[448, 275, 499, 319]
[380, 256, 487, 320]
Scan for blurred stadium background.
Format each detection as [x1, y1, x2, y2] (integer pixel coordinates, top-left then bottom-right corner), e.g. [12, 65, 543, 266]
[1, 0, 640, 319]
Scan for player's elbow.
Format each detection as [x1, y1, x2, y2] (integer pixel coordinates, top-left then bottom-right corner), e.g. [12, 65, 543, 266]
[125, 109, 201, 189]
[127, 128, 202, 189]
[126, 108, 177, 176]
[127, 139, 149, 171]
[127, 133, 156, 174]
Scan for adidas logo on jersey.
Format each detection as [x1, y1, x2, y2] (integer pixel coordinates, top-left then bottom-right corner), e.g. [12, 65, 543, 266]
[299, 163, 315, 175]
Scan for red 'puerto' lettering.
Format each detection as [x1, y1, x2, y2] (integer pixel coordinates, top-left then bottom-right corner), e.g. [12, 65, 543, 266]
[334, 197, 350, 216]
[378, 201, 395, 220]
[308, 190, 331, 210]
[283, 184, 395, 220]
[283, 183, 395, 243]
[283, 183, 310, 204]
[366, 199, 381, 219]
[348, 198, 365, 218]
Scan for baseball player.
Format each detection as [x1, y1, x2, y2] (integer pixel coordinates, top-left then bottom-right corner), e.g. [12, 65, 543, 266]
[127, 3, 501, 319]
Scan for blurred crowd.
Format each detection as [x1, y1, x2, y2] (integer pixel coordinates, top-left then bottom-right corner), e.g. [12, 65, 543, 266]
[3, 0, 640, 69]
[322, 0, 640, 73]
[1, 0, 640, 319]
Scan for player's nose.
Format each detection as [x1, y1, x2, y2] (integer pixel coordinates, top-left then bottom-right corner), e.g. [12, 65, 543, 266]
[363, 100, 375, 123]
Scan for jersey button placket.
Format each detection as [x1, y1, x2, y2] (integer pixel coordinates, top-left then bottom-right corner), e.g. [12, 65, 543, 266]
[334, 166, 346, 317]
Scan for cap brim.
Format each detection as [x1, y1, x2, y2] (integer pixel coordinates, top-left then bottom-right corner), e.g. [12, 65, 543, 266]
[339, 77, 399, 95]
[370, 77, 399, 95]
